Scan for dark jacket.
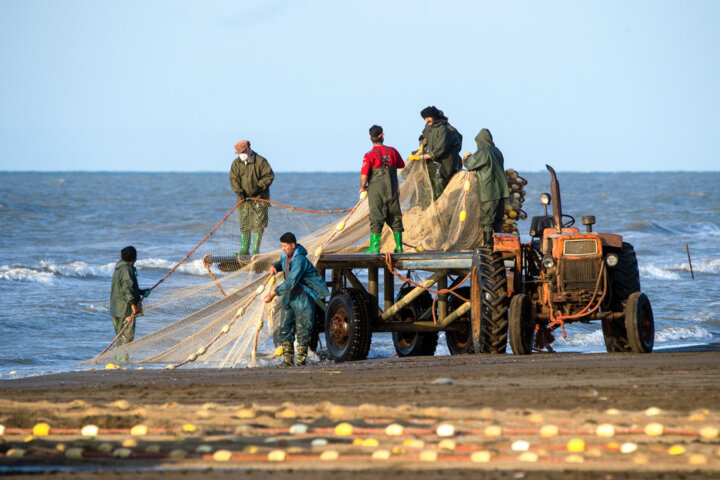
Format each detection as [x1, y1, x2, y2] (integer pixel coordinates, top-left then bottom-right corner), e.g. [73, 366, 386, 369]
[229, 151, 275, 201]
[464, 129, 510, 202]
[422, 118, 463, 180]
[110, 260, 141, 318]
[272, 244, 330, 305]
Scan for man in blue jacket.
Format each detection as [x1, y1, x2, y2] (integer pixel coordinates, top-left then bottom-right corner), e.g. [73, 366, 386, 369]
[263, 232, 330, 366]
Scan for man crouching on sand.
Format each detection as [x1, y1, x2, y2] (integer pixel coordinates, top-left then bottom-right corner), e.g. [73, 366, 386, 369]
[264, 232, 330, 366]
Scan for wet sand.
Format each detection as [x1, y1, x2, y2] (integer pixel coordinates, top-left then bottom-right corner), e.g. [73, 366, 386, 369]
[1, 348, 718, 479]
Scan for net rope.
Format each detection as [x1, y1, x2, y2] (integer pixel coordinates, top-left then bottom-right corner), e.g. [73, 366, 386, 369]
[85, 160, 526, 368]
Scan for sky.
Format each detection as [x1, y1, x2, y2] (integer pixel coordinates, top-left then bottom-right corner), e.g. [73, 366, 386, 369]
[0, 0, 718, 172]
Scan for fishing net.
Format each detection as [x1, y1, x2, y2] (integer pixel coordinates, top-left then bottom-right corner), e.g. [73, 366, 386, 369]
[85, 159, 526, 368]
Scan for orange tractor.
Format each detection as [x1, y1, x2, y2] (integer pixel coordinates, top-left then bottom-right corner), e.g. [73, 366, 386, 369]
[491, 165, 655, 354]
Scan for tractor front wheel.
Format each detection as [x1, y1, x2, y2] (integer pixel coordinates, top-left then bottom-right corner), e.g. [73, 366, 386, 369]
[625, 292, 654, 353]
[508, 294, 535, 355]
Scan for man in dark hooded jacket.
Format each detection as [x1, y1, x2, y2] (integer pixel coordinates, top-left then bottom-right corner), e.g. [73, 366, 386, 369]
[420, 106, 463, 200]
[263, 232, 330, 366]
[229, 140, 275, 256]
[463, 129, 510, 247]
[110, 246, 150, 362]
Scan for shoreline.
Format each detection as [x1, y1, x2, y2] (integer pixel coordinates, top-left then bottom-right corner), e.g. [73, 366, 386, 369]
[1, 350, 718, 477]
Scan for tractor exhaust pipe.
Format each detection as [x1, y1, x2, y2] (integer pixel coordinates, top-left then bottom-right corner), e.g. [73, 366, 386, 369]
[546, 165, 562, 233]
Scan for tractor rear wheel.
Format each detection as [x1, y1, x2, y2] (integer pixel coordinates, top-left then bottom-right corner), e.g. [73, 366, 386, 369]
[445, 287, 475, 354]
[470, 248, 509, 353]
[625, 292, 654, 353]
[325, 288, 372, 362]
[609, 242, 641, 310]
[391, 287, 438, 357]
[508, 294, 535, 355]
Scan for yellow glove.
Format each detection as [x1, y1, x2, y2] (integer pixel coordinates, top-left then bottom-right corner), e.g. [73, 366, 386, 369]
[407, 154, 420, 162]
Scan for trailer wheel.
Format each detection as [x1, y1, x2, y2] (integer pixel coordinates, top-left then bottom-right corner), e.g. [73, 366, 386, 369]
[391, 286, 438, 356]
[625, 292, 654, 353]
[445, 287, 475, 354]
[308, 304, 325, 353]
[508, 294, 534, 355]
[325, 288, 371, 362]
[470, 248, 509, 353]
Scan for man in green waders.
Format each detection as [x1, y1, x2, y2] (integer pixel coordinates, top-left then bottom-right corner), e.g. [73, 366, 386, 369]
[263, 232, 330, 366]
[463, 128, 510, 247]
[229, 140, 275, 256]
[359, 125, 405, 253]
[420, 106, 463, 201]
[110, 246, 150, 362]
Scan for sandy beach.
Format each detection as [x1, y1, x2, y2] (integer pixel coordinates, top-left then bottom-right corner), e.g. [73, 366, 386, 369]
[1, 348, 718, 479]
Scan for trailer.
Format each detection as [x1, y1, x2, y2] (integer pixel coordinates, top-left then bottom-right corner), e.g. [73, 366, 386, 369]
[313, 249, 509, 362]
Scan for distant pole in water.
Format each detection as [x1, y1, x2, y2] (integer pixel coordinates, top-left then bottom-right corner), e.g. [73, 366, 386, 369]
[686, 243, 695, 280]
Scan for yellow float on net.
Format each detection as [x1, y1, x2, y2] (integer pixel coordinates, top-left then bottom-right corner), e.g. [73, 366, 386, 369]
[336, 221, 345, 232]
[237, 306, 246, 316]
[268, 276, 276, 285]
[222, 325, 230, 334]
[256, 285, 265, 294]
[187, 353, 197, 362]
[197, 346, 206, 356]
[464, 179, 471, 192]
[315, 247, 323, 258]
[274, 346, 284, 357]
[508, 210, 517, 219]
[415, 245, 424, 252]
[459, 210, 466, 222]
[360, 191, 368, 200]
[33, 422, 51, 436]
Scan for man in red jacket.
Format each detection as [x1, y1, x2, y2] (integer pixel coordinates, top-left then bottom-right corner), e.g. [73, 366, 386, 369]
[359, 125, 405, 253]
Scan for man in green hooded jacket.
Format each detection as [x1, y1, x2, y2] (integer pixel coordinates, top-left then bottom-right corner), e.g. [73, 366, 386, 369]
[110, 246, 150, 362]
[463, 128, 510, 247]
[263, 232, 330, 366]
[420, 106, 463, 200]
[229, 140, 275, 256]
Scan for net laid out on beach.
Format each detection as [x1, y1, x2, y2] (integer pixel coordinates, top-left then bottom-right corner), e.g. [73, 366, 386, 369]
[84, 160, 526, 369]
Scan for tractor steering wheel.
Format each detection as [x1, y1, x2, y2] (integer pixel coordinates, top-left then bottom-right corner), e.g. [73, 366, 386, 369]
[562, 214, 575, 228]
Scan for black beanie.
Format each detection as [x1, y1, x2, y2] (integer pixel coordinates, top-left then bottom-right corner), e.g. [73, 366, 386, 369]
[121, 246, 137, 262]
[420, 106, 440, 119]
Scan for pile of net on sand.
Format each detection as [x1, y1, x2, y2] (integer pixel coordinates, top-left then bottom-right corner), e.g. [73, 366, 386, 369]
[84, 161, 495, 369]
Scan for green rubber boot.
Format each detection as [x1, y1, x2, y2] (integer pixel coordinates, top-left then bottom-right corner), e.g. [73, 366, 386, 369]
[280, 341, 294, 367]
[362, 234, 381, 254]
[250, 231, 263, 256]
[296, 345, 309, 366]
[393, 232, 403, 253]
[237, 233, 250, 255]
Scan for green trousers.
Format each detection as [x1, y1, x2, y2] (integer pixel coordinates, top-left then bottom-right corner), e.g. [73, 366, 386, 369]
[368, 167, 403, 234]
[478, 199, 505, 234]
[237, 200, 269, 234]
[277, 294, 315, 346]
[112, 316, 135, 346]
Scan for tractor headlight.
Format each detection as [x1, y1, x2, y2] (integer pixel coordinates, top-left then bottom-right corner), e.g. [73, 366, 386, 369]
[540, 193, 551, 205]
[605, 253, 619, 267]
[541, 254, 555, 269]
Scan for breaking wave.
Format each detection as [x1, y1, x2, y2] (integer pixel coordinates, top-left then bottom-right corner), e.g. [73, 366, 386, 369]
[655, 325, 712, 343]
[625, 221, 679, 235]
[668, 258, 720, 274]
[136, 258, 209, 276]
[0, 265, 54, 284]
[640, 264, 681, 280]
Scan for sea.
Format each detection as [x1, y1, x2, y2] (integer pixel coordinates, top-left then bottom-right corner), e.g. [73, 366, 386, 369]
[1, 171, 719, 378]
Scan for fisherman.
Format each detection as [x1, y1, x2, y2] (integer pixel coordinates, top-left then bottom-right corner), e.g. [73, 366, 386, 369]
[419, 106, 463, 200]
[463, 128, 510, 247]
[109, 246, 150, 362]
[263, 232, 330, 366]
[359, 125, 405, 253]
[229, 140, 275, 256]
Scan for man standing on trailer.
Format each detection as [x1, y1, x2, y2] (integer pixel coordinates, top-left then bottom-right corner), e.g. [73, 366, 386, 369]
[463, 128, 509, 247]
[263, 232, 330, 366]
[229, 140, 275, 256]
[359, 125, 405, 253]
[419, 106, 463, 201]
